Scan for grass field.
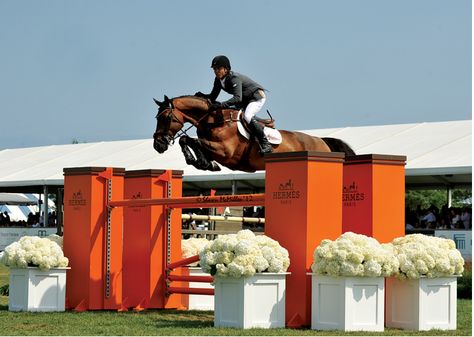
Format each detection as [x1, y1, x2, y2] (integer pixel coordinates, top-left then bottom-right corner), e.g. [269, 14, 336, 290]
[0, 265, 471, 336]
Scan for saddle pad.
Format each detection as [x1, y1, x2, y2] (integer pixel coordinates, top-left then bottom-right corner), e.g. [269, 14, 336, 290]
[236, 111, 282, 145]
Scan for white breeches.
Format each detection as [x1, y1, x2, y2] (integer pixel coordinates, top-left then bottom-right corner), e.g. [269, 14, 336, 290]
[244, 96, 266, 123]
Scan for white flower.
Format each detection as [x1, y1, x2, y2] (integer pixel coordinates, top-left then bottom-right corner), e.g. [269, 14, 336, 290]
[391, 234, 464, 279]
[311, 232, 398, 277]
[46, 234, 64, 248]
[0, 235, 69, 270]
[181, 238, 209, 266]
[198, 230, 290, 278]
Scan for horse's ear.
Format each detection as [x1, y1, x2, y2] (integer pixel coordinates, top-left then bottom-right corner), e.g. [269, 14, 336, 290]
[153, 98, 161, 106]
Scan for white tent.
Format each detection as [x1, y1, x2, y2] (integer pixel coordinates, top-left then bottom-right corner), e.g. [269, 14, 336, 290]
[0, 193, 36, 205]
[0, 120, 470, 193]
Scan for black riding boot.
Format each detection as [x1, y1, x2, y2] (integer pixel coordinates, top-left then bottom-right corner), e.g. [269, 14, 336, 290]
[249, 117, 273, 155]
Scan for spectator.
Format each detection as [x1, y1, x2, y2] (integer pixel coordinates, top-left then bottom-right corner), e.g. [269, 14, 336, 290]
[451, 208, 463, 228]
[421, 207, 436, 227]
[405, 208, 418, 230]
[48, 211, 57, 227]
[39, 212, 44, 227]
[3, 211, 10, 226]
[461, 207, 471, 229]
[27, 212, 35, 226]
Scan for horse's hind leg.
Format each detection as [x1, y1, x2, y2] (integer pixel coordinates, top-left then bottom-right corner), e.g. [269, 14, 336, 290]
[179, 136, 221, 171]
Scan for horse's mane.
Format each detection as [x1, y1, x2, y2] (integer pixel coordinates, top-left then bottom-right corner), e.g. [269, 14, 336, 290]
[171, 95, 210, 114]
[173, 95, 209, 103]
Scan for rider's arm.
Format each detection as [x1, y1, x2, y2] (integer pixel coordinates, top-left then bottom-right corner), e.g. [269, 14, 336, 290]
[208, 77, 221, 102]
[221, 75, 242, 108]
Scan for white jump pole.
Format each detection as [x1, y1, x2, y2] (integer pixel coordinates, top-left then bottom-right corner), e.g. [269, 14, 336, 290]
[181, 214, 265, 224]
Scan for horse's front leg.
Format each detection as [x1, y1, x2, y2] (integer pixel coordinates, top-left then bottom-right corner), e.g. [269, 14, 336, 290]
[178, 136, 197, 166]
[179, 136, 221, 171]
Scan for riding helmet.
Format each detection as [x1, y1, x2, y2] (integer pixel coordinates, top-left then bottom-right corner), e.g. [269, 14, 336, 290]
[211, 55, 231, 70]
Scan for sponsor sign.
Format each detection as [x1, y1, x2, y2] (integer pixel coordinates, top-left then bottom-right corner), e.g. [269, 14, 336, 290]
[68, 190, 87, 210]
[271, 179, 300, 205]
[0, 228, 57, 251]
[435, 230, 472, 261]
[342, 181, 365, 207]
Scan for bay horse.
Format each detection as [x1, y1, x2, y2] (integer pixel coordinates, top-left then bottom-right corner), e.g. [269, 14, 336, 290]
[153, 95, 355, 172]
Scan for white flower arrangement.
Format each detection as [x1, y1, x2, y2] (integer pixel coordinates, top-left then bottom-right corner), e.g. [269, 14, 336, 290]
[46, 234, 64, 248]
[311, 232, 399, 277]
[391, 234, 464, 279]
[182, 237, 209, 266]
[199, 229, 290, 278]
[0, 236, 69, 271]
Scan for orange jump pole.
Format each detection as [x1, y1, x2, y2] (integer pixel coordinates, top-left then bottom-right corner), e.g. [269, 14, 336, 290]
[342, 154, 406, 243]
[63, 167, 125, 311]
[264, 151, 345, 328]
[123, 169, 184, 310]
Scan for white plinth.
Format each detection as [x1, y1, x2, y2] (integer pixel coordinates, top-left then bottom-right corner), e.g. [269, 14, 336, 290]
[188, 267, 214, 311]
[386, 277, 457, 330]
[311, 274, 384, 332]
[9, 267, 69, 312]
[214, 272, 288, 329]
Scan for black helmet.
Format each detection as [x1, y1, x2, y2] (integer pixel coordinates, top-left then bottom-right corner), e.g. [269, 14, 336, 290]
[211, 55, 231, 70]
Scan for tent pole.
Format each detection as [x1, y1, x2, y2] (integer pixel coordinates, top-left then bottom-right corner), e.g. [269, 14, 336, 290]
[43, 185, 48, 228]
[447, 186, 452, 208]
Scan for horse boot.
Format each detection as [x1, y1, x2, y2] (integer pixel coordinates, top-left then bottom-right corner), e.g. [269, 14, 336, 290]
[249, 117, 273, 155]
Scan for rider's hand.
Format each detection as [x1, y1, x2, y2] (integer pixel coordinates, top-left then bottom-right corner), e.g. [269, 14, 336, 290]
[194, 91, 207, 98]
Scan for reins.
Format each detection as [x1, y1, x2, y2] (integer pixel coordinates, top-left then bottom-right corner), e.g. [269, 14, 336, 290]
[157, 97, 242, 146]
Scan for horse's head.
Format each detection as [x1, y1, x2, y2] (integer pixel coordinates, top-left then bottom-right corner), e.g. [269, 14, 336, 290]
[152, 95, 186, 153]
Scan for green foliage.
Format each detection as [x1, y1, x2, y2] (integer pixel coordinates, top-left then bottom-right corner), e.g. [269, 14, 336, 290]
[406, 188, 472, 210]
[452, 189, 472, 207]
[0, 284, 8, 296]
[0, 264, 8, 289]
[458, 263, 472, 299]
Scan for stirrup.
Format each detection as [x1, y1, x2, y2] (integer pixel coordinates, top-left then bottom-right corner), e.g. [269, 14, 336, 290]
[259, 140, 273, 155]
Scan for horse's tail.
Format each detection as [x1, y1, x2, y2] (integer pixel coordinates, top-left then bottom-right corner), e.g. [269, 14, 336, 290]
[322, 137, 356, 156]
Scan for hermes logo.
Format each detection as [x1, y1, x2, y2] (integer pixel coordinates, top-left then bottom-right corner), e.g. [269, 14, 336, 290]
[343, 181, 365, 207]
[131, 192, 142, 199]
[68, 190, 87, 207]
[273, 179, 300, 204]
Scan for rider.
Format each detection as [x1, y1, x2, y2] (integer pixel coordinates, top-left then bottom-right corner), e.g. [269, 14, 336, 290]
[195, 55, 273, 154]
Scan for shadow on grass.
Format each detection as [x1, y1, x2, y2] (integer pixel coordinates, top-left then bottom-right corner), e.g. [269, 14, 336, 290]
[152, 319, 213, 329]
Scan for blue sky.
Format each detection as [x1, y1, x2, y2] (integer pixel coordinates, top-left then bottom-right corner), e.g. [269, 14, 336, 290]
[0, 0, 471, 149]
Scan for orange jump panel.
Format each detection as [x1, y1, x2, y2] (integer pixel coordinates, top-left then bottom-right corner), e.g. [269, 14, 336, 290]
[264, 151, 344, 328]
[343, 154, 406, 243]
[63, 167, 124, 310]
[123, 169, 184, 310]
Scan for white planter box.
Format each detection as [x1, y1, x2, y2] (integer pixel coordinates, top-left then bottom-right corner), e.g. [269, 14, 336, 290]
[9, 267, 69, 312]
[386, 277, 457, 330]
[311, 274, 384, 331]
[188, 267, 214, 311]
[214, 272, 288, 329]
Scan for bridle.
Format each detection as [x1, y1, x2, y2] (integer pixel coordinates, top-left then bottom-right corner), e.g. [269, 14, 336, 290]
[155, 99, 211, 146]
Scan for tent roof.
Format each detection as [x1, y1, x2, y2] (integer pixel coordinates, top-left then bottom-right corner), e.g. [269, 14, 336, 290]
[0, 120, 471, 192]
[0, 193, 36, 205]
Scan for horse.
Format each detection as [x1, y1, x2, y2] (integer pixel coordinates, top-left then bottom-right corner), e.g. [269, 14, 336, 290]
[152, 95, 355, 172]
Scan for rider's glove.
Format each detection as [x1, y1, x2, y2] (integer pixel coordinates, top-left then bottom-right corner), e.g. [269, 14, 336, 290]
[208, 102, 222, 111]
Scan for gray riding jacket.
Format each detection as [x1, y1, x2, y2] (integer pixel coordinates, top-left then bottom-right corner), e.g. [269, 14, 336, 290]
[208, 71, 265, 109]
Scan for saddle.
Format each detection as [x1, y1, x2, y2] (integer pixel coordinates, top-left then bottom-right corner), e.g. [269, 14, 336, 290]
[239, 111, 275, 133]
[236, 110, 282, 145]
